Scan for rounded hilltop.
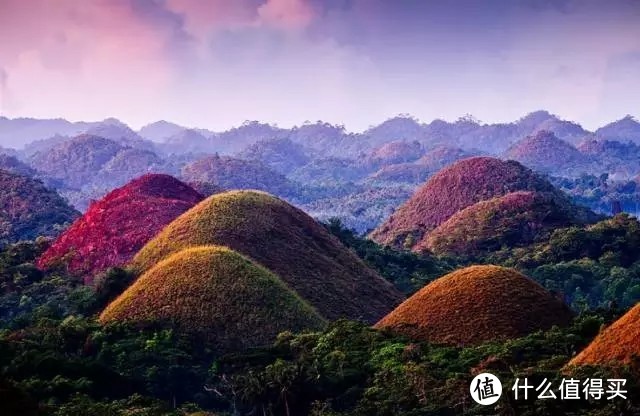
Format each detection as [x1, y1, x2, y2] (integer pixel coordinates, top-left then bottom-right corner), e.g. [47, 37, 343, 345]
[504, 130, 589, 173]
[37, 174, 203, 283]
[567, 302, 640, 373]
[375, 265, 573, 346]
[131, 190, 403, 323]
[370, 156, 568, 250]
[423, 191, 590, 256]
[0, 169, 79, 246]
[100, 246, 325, 351]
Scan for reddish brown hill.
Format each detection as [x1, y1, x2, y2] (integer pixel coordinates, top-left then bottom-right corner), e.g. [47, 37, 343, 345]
[423, 191, 588, 256]
[567, 303, 640, 372]
[375, 265, 573, 346]
[370, 157, 558, 249]
[504, 130, 589, 173]
[131, 190, 404, 323]
[37, 174, 203, 283]
[367, 140, 423, 165]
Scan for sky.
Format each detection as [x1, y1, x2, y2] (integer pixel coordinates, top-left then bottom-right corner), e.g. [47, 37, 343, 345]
[0, 0, 639, 131]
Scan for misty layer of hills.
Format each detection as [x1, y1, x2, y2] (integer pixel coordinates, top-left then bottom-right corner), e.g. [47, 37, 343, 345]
[1, 110, 640, 232]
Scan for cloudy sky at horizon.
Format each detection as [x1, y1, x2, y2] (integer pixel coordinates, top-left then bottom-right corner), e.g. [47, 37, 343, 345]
[0, 0, 639, 131]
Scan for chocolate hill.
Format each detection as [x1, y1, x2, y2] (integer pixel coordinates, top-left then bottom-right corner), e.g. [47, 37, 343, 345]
[131, 190, 403, 323]
[423, 191, 589, 256]
[370, 157, 559, 249]
[0, 170, 79, 246]
[504, 130, 589, 173]
[367, 140, 423, 166]
[100, 246, 325, 351]
[595, 115, 640, 144]
[567, 302, 640, 372]
[37, 174, 203, 283]
[375, 265, 573, 346]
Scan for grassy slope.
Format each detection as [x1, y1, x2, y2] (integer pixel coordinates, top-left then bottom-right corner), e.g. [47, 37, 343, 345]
[370, 157, 559, 249]
[568, 302, 640, 371]
[131, 190, 404, 323]
[423, 191, 580, 256]
[101, 245, 325, 351]
[375, 265, 573, 346]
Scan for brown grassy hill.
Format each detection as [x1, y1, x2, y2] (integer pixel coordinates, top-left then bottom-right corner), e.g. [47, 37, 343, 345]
[131, 190, 403, 323]
[567, 302, 640, 372]
[367, 140, 423, 166]
[504, 130, 589, 173]
[375, 265, 573, 346]
[370, 157, 559, 249]
[423, 191, 587, 256]
[101, 246, 325, 350]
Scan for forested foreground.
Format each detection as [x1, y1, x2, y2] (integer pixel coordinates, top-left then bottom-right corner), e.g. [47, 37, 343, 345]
[1, 216, 639, 416]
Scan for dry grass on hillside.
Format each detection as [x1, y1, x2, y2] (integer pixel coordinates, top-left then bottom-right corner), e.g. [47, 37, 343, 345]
[567, 302, 640, 372]
[423, 191, 579, 256]
[375, 265, 573, 346]
[100, 246, 325, 351]
[131, 190, 404, 323]
[370, 157, 559, 249]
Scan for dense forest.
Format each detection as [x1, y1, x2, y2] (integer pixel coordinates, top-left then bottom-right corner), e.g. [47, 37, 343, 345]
[0, 215, 638, 415]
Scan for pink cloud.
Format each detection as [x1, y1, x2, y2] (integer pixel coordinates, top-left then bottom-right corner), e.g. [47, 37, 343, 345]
[165, 0, 317, 37]
[0, 0, 176, 120]
[257, 0, 316, 30]
[165, 0, 258, 37]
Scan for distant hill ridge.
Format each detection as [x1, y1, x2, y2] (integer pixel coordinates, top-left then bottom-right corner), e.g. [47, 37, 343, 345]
[2, 111, 639, 156]
[0, 169, 79, 246]
[504, 130, 589, 174]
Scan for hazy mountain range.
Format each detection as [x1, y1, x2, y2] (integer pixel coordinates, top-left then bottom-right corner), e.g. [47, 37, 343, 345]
[1, 110, 640, 232]
[2, 111, 639, 153]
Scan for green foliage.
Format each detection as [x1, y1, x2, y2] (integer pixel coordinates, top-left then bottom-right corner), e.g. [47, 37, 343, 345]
[0, 170, 79, 246]
[488, 215, 640, 310]
[210, 317, 639, 416]
[325, 218, 455, 294]
[92, 267, 137, 310]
